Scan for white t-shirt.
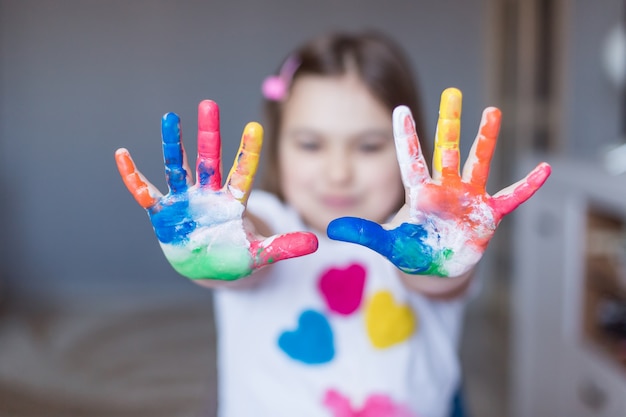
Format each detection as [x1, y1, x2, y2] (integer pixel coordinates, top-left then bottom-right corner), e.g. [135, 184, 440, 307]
[213, 190, 467, 417]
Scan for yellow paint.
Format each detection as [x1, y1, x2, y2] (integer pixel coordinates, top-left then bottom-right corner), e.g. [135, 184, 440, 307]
[226, 122, 263, 203]
[433, 88, 462, 175]
[365, 290, 417, 349]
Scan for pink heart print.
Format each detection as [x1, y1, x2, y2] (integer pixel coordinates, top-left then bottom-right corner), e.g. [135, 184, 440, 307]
[324, 389, 417, 417]
[318, 263, 366, 315]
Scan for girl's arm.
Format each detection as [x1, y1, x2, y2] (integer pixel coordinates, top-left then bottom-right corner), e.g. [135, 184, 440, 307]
[327, 88, 551, 299]
[115, 100, 317, 288]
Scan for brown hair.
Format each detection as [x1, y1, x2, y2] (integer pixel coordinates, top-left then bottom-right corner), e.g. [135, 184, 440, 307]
[260, 30, 429, 206]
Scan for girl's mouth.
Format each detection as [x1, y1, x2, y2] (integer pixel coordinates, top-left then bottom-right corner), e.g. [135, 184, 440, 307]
[321, 196, 359, 209]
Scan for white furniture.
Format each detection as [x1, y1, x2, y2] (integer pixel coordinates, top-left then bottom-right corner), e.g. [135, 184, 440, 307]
[511, 157, 626, 417]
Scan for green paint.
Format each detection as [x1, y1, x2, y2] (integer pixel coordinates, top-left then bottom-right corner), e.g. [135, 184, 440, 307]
[168, 246, 253, 281]
[422, 248, 453, 276]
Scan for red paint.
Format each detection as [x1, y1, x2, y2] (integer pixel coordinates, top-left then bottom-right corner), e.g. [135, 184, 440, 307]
[403, 114, 413, 135]
[197, 100, 222, 189]
[403, 114, 428, 182]
[404, 115, 421, 157]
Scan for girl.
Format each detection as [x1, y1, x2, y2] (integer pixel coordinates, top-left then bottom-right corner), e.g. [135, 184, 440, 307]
[114, 31, 550, 417]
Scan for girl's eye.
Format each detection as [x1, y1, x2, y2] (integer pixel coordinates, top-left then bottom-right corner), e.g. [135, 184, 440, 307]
[356, 132, 392, 153]
[288, 130, 322, 151]
[359, 142, 385, 153]
[297, 141, 321, 151]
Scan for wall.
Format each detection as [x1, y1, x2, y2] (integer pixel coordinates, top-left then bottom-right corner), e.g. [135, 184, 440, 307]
[562, 0, 624, 157]
[0, 0, 488, 304]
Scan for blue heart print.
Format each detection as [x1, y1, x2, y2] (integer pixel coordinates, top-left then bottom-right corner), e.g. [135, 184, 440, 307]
[278, 309, 335, 365]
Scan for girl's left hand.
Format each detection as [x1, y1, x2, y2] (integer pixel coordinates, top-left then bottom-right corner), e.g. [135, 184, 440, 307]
[327, 87, 551, 278]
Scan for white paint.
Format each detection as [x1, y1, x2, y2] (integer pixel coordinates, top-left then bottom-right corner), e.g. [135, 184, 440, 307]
[392, 105, 428, 189]
[227, 185, 245, 200]
[158, 190, 251, 262]
[420, 215, 484, 276]
[189, 189, 245, 225]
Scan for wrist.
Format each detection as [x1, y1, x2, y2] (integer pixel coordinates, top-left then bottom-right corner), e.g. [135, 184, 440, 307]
[399, 268, 474, 300]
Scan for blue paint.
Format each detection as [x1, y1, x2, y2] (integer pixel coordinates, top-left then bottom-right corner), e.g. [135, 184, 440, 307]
[145, 112, 197, 244]
[148, 194, 196, 245]
[327, 218, 443, 275]
[197, 161, 215, 187]
[278, 309, 334, 365]
[161, 112, 188, 193]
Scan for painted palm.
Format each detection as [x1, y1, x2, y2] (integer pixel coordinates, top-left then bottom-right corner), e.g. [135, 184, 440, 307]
[115, 100, 318, 280]
[328, 88, 551, 277]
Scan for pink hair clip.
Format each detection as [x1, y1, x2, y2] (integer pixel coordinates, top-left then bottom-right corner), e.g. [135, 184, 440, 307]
[261, 55, 300, 101]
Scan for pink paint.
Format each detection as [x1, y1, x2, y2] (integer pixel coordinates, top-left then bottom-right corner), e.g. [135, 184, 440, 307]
[324, 389, 417, 417]
[251, 233, 319, 269]
[318, 263, 366, 315]
[492, 162, 552, 216]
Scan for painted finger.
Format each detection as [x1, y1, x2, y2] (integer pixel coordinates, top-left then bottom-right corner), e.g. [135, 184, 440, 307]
[433, 88, 462, 182]
[492, 162, 551, 217]
[225, 122, 263, 204]
[327, 217, 446, 275]
[115, 148, 161, 208]
[251, 231, 318, 269]
[461, 107, 501, 189]
[162, 112, 190, 194]
[392, 105, 430, 190]
[197, 100, 222, 190]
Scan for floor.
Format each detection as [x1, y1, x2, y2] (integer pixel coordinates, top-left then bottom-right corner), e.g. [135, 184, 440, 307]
[0, 276, 511, 417]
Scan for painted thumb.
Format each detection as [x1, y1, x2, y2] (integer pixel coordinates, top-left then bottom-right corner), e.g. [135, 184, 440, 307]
[327, 217, 392, 257]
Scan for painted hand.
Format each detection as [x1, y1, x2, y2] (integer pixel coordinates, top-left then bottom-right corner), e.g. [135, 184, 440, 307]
[327, 88, 551, 277]
[115, 100, 318, 281]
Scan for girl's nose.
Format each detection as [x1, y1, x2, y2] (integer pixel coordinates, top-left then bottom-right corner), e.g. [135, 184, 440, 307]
[325, 150, 352, 184]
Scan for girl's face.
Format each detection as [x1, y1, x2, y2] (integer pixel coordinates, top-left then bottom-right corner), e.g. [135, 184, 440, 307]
[277, 73, 404, 234]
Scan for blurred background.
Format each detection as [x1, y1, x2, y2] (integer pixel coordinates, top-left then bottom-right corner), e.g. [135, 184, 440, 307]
[0, 0, 625, 416]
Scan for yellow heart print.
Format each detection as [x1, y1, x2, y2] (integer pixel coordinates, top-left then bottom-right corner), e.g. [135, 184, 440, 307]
[365, 290, 417, 349]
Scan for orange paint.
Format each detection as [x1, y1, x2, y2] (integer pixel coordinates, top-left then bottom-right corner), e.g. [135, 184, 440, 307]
[469, 108, 501, 189]
[418, 176, 496, 251]
[115, 150, 157, 208]
[444, 125, 460, 144]
[441, 149, 460, 179]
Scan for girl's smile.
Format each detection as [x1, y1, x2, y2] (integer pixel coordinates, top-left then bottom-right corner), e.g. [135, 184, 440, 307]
[319, 194, 359, 210]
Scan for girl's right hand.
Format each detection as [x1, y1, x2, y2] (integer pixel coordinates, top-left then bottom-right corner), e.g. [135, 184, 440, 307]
[115, 100, 318, 282]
